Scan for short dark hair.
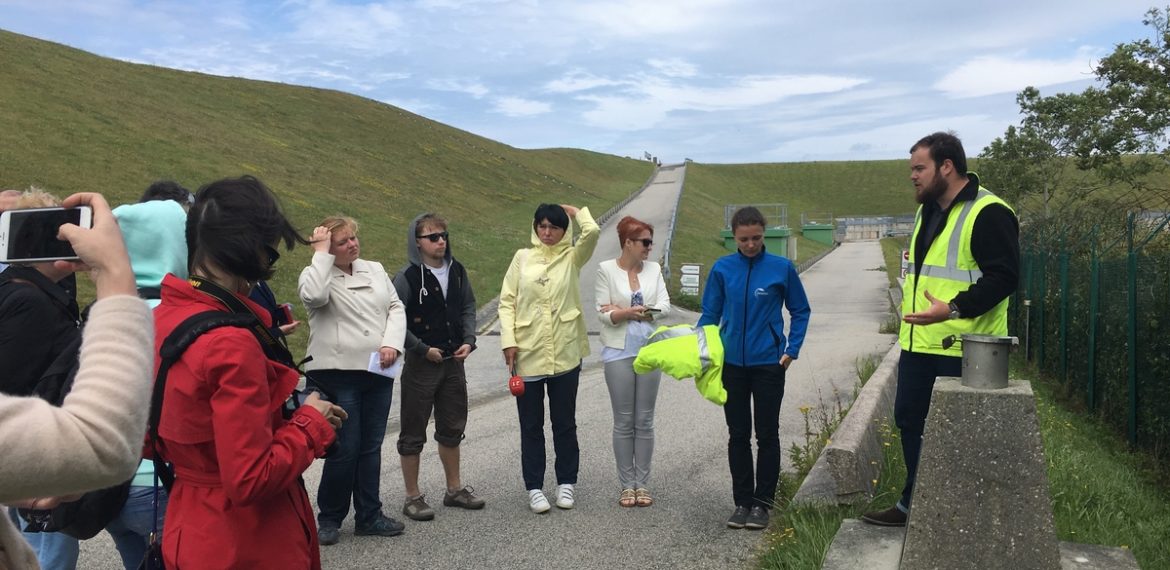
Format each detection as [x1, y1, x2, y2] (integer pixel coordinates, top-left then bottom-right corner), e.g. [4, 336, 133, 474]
[910, 131, 968, 174]
[533, 203, 569, 231]
[187, 176, 306, 282]
[730, 206, 767, 230]
[139, 180, 193, 206]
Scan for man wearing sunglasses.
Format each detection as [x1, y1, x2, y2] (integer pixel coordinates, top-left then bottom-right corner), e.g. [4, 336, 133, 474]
[391, 213, 484, 523]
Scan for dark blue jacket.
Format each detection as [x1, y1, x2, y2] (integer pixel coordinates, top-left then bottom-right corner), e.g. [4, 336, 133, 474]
[696, 246, 811, 367]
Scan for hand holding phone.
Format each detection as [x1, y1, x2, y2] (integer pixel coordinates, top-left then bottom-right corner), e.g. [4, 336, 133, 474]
[0, 206, 93, 263]
[54, 193, 136, 299]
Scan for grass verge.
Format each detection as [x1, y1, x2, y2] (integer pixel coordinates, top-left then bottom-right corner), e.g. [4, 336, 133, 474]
[758, 351, 899, 569]
[1031, 376, 1170, 568]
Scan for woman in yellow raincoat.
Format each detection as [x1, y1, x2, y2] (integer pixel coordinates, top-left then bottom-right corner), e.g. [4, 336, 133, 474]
[498, 203, 598, 514]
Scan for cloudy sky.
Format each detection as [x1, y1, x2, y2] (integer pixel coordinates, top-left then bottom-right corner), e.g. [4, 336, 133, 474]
[0, 0, 1159, 163]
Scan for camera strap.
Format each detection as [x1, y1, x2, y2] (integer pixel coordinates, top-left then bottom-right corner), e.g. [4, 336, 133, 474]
[187, 276, 296, 369]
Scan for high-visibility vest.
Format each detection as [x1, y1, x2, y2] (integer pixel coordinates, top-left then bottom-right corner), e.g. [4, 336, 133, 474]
[633, 324, 726, 405]
[899, 188, 1014, 356]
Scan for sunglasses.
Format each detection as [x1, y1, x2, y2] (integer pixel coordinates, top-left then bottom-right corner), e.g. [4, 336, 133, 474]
[264, 244, 281, 266]
[417, 231, 449, 243]
[630, 238, 653, 247]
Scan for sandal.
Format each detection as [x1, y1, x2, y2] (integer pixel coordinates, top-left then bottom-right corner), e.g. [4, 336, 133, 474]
[619, 489, 636, 508]
[634, 488, 653, 507]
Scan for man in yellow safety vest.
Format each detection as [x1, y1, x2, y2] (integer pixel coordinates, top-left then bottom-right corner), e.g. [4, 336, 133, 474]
[861, 131, 1020, 527]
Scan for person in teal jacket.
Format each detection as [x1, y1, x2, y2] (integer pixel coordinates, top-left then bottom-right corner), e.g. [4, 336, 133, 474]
[697, 206, 811, 531]
[104, 193, 189, 569]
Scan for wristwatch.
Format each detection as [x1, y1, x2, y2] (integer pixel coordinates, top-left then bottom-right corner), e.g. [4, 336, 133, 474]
[948, 301, 961, 320]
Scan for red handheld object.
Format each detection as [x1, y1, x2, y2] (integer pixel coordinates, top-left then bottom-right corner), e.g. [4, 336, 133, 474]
[509, 371, 525, 397]
[278, 303, 295, 325]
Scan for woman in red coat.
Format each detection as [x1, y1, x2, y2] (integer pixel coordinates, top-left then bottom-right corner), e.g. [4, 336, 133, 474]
[153, 176, 347, 569]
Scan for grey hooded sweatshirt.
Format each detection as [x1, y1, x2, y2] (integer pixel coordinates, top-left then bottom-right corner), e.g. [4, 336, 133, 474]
[391, 214, 477, 357]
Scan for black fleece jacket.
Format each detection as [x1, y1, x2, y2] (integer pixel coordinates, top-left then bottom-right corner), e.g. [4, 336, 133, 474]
[0, 265, 81, 396]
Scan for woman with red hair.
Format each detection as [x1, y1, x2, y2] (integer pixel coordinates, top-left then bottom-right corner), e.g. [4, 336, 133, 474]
[594, 216, 670, 508]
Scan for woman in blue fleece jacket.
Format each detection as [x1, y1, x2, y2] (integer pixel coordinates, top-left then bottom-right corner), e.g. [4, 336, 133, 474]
[696, 206, 811, 531]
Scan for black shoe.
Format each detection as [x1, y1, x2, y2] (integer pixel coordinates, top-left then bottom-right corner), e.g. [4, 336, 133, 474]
[355, 514, 406, 537]
[318, 525, 340, 546]
[726, 506, 749, 529]
[744, 505, 769, 530]
[860, 506, 907, 527]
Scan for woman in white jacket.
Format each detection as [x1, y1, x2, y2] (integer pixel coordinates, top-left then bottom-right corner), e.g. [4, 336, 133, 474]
[594, 216, 670, 508]
[299, 215, 406, 546]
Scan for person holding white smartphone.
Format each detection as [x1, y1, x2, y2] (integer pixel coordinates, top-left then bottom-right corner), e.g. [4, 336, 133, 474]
[595, 216, 670, 508]
[0, 189, 87, 569]
[1, 191, 154, 570]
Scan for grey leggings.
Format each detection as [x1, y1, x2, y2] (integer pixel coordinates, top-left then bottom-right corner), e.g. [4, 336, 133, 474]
[603, 357, 662, 489]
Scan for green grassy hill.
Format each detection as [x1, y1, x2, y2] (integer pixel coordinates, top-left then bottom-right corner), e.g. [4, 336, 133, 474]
[0, 29, 653, 353]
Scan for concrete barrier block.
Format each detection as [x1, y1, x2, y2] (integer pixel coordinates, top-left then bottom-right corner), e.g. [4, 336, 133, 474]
[793, 343, 900, 506]
[901, 378, 1061, 570]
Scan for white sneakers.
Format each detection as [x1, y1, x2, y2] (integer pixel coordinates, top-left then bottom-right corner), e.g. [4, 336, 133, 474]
[555, 484, 575, 509]
[528, 485, 575, 513]
[528, 489, 551, 514]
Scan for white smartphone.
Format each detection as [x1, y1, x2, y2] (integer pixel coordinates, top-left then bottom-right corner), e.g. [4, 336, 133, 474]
[0, 206, 94, 263]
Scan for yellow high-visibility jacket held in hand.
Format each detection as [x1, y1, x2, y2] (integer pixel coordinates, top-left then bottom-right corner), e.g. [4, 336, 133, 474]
[633, 324, 726, 405]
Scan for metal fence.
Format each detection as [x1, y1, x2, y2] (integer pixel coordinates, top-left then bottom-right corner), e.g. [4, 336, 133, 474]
[835, 214, 915, 241]
[724, 203, 787, 228]
[1014, 211, 1170, 457]
[801, 212, 833, 226]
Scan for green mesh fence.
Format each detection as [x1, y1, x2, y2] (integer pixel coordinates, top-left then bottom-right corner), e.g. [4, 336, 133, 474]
[1013, 213, 1170, 460]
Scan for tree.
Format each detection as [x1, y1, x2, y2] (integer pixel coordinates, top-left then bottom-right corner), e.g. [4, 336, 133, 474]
[980, 6, 1170, 216]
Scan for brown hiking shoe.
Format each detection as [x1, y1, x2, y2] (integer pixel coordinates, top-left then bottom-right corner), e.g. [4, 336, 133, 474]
[860, 506, 907, 527]
[402, 495, 435, 521]
[443, 486, 486, 510]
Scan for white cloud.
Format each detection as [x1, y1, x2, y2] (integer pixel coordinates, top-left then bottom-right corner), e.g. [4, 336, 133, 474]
[566, 0, 745, 38]
[426, 78, 490, 99]
[934, 53, 1099, 98]
[647, 58, 698, 78]
[285, 0, 404, 51]
[642, 74, 868, 110]
[763, 115, 1006, 163]
[544, 70, 626, 94]
[492, 97, 552, 117]
[579, 95, 670, 131]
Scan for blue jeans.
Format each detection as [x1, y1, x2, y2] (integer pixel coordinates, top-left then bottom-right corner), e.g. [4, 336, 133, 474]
[516, 366, 581, 490]
[722, 363, 786, 510]
[105, 485, 168, 570]
[7, 508, 79, 570]
[309, 369, 393, 529]
[894, 350, 962, 509]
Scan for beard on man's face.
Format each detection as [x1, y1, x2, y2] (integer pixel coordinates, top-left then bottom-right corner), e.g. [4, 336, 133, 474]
[915, 171, 948, 205]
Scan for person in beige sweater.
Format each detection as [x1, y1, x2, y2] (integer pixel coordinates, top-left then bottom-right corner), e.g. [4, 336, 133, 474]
[0, 193, 154, 570]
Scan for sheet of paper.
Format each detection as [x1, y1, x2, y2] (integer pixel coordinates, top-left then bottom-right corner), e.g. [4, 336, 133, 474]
[368, 351, 403, 378]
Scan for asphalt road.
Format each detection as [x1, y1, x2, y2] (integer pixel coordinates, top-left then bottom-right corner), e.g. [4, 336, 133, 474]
[76, 164, 896, 569]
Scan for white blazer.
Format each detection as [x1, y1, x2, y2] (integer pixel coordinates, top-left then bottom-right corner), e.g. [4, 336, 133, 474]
[594, 259, 671, 350]
[298, 251, 406, 371]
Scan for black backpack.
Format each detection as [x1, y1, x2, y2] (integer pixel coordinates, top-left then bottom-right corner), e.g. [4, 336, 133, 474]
[19, 310, 274, 538]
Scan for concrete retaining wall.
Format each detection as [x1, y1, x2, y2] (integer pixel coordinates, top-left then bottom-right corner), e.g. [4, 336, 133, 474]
[792, 342, 900, 506]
